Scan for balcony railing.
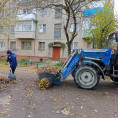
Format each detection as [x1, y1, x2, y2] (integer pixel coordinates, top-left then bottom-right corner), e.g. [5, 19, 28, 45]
[15, 31, 35, 39]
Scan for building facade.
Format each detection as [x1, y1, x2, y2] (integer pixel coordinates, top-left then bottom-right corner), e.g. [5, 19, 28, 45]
[0, 0, 112, 60]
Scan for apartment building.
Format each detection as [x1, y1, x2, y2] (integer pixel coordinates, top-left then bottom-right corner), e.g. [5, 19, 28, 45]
[0, 0, 112, 60]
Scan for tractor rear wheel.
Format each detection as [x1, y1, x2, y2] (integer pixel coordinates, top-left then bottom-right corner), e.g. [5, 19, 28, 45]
[75, 66, 99, 89]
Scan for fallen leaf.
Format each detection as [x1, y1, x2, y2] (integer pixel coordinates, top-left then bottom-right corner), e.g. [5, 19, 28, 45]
[56, 111, 60, 114]
[61, 108, 71, 115]
[83, 115, 87, 117]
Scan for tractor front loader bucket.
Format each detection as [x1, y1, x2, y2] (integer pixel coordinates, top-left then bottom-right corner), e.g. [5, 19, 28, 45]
[38, 71, 62, 89]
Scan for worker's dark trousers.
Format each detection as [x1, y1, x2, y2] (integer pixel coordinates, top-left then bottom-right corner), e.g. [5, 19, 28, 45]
[11, 67, 16, 74]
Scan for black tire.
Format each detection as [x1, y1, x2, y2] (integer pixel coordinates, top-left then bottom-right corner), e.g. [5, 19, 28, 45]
[75, 66, 99, 89]
[110, 77, 118, 83]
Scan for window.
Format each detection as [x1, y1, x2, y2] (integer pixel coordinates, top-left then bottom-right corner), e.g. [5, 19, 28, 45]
[70, 23, 79, 32]
[38, 42, 45, 50]
[82, 17, 94, 30]
[71, 42, 78, 51]
[89, 1, 105, 8]
[17, 0, 32, 3]
[22, 9, 33, 14]
[11, 26, 15, 33]
[54, 24, 62, 38]
[87, 42, 93, 48]
[12, 9, 17, 17]
[2, 10, 6, 18]
[55, 7, 62, 19]
[21, 42, 31, 50]
[0, 42, 5, 49]
[72, 4, 80, 13]
[16, 21, 33, 31]
[22, 25, 32, 31]
[40, 8, 46, 15]
[25, 0, 32, 2]
[17, 0, 23, 3]
[10, 42, 16, 50]
[39, 24, 46, 33]
[0, 26, 5, 33]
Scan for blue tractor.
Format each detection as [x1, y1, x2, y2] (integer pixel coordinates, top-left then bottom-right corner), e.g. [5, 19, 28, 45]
[39, 31, 118, 89]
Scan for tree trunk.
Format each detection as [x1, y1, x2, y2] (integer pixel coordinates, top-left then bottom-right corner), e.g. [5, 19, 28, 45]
[67, 43, 71, 56]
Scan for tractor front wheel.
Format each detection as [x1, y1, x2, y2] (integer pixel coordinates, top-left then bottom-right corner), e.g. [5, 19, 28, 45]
[75, 66, 99, 89]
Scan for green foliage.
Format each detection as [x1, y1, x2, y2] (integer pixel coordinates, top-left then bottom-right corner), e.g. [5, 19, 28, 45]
[0, 57, 7, 65]
[87, 2, 118, 49]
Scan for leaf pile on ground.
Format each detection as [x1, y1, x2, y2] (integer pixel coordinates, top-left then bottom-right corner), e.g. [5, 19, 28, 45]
[37, 66, 59, 74]
[0, 76, 16, 84]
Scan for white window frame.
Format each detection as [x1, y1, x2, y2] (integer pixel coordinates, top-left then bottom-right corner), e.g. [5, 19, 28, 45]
[70, 23, 79, 32]
[17, 0, 32, 3]
[12, 9, 17, 17]
[0, 26, 6, 33]
[55, 7, 62, 19]
[82, 17, 91, 30]
[71, 42, 78, 51]
[21, 42, 31, 50]
[89, 1, 105, 8]
[0, 42, 5, 49]
[39, 24, 46, 33]
[2, 10, 7, 18]
[11, 25, 15, 33]
[40, 8, 46, 15]
[54, 24, 62, 38]
[16, 21, 33, 31]
[38, 42, 45, 50]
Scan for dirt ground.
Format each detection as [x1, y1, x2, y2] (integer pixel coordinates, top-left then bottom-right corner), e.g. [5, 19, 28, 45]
[0, 66, 118, 118]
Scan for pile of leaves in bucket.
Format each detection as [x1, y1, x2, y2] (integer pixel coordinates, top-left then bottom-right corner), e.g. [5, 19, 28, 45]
[37, 66, 59, 90]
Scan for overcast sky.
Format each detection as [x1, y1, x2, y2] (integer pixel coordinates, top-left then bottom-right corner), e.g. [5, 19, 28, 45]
[114, 0, 118, 16]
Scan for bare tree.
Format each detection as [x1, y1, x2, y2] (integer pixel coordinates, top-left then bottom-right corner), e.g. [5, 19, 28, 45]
[35, 0, 93, 55]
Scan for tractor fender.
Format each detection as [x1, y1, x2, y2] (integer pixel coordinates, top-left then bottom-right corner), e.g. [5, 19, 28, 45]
[83, 61, 105, 80]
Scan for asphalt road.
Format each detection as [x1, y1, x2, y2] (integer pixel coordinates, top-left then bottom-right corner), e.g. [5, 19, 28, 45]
[0, 67, 118, 118]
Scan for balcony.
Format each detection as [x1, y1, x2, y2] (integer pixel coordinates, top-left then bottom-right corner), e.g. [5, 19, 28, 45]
[15, 31, 35, 39]
[17, 13, 36, 21]
[15, 20, 36, 39]
[82, 29, 91, 39]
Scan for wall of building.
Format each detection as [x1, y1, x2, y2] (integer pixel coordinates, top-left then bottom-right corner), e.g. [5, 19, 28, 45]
[0, 0, 89, 59]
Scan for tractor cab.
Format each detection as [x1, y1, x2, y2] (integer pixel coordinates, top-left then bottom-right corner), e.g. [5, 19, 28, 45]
[107, 31, 118, 51]
[107, 31, 118, 82]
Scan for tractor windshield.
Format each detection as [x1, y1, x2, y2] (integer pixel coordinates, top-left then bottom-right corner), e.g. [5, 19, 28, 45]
[107, 31, 118, 50]
[108, 36, 117, 50]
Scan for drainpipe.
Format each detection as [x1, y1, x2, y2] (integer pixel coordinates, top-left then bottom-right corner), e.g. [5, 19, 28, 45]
[34, 8, 37, 56]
